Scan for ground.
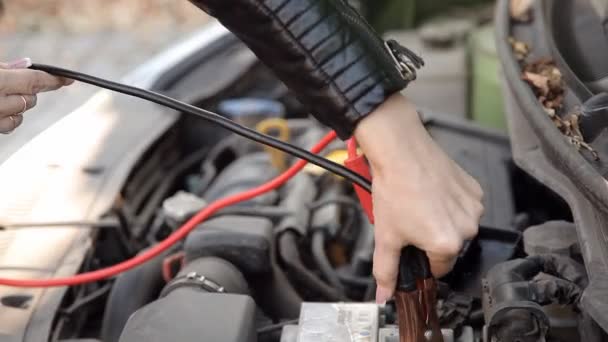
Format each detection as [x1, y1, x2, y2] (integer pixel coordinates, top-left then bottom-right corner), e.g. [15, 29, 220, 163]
[0, 0, 209, 162]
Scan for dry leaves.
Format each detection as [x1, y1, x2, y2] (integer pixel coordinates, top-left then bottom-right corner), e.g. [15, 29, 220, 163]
[522, 72, 549, 93]
[510, 0, 535, 22]
[509, 37, 531, 61]
[522, 58, 565, 114]
[511, 39, 600, 160]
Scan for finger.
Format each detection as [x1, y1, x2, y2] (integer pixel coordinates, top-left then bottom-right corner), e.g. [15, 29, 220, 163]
[0, 114, 24, 134]
[0, 69, 67, 95]
[62, 77, 75, 86]
[461, 220, 480, 241]
[458, 168, 484, 200]
[448, 172, 484, 220]
[0, 58, 33, 70]
[448, 190, 482, 240]
[425, 233, 463, 277]
[427, 251, 458, 278]
[0, 95, 36, 117]
[372, 234, 402, 304]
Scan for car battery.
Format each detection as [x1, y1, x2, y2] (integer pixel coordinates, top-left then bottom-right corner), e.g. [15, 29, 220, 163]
[279, 302, 474, 342]
[379, 326, 454, 342]
[281, 302, 379, 342]
[378, 325, 474, 342]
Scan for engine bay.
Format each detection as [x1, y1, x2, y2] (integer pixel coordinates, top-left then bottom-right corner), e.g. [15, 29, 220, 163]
[40, 64, 599, 341]
[1, 2, 605, 336]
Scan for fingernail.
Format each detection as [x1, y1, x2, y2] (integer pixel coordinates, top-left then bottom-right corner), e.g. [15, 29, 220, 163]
[7, 58, 32, 69]
[375, 286, 392, 305]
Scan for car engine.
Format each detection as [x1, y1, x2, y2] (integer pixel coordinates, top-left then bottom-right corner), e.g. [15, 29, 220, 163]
[37, 90, 599, 342]
[10, 1, 606, 337]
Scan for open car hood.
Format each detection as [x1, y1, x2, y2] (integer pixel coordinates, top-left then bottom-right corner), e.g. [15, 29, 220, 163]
[496, 0, 608, 331]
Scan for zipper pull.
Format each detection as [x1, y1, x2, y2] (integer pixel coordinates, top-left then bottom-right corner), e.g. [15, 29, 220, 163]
[384, 39, 424, 82]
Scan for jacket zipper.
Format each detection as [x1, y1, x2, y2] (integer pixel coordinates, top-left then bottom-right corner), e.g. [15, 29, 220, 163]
[338, 2, 424, 82]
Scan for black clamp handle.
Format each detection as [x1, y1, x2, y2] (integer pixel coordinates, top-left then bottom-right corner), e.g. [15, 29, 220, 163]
[396, 246, 433, 293]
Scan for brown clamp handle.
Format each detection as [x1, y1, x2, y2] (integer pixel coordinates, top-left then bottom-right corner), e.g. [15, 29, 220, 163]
[395, 247, 444, 342]
[396, 246, 432, 292]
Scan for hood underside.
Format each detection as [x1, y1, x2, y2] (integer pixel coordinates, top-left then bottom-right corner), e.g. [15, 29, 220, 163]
[496, 0, 608, 331]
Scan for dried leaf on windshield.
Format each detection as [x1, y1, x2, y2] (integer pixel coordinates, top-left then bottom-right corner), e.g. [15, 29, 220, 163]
[510, 0, 535, 22]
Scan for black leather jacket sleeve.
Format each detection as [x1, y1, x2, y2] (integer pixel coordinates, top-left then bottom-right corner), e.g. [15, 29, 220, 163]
[189, 0, 423, 139]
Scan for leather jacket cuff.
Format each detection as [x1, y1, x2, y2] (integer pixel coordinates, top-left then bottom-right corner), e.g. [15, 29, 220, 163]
[190, 0, 423, 139]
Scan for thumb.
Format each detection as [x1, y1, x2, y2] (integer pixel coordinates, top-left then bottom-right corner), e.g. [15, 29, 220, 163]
[372, 234, 402, 304]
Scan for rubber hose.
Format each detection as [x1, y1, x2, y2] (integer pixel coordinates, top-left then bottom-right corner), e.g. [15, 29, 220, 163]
[275, 174, 317, 236]
[278, 232, 346, 301]
[337, 273, 374, 287]
[101, 250, 169, 342]
[311, 231, 345, 291]
[168, 257, 250, 296]
[530, 274, 584, 306]
[253, 237, 302, 319]
[486, 254, 588, 292]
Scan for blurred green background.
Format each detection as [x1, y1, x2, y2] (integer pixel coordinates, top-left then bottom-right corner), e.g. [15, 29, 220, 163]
[361, 0, 506, 131]
[364, 0, 494, 31]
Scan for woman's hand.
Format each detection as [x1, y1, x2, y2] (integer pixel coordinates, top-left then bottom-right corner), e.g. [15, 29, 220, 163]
[0, 58, 73, 134]
[354, 93, 484, 303]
